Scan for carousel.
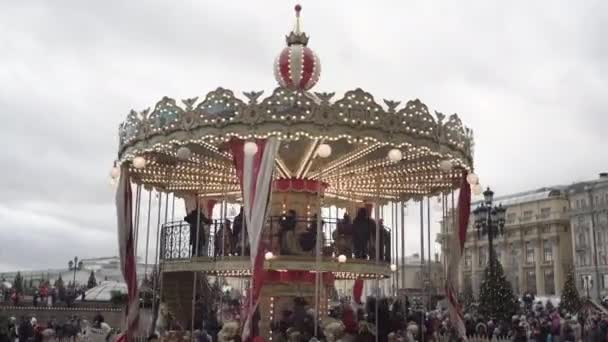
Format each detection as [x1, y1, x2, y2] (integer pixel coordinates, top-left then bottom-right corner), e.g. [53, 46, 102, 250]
[112, 5, 478, 341]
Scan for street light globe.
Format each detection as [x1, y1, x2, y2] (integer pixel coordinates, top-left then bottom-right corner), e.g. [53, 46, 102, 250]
[387, 148, 403, 162]
[317, 143, 332, 158]
[264, 251, 274, 260]
[439, 159, 453, 172]
[472, 183, 483, 195]
[390, 264, 397, 272]
[132, 156, 147, 169]
[337, 254, 347, 263]
[466, 172, 479, 185]
[176, 146, 191, 160]
[244, 141, 258, 156]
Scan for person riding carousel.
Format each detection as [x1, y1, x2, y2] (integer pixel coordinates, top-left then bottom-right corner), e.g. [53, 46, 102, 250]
[184, 208, 213, 256]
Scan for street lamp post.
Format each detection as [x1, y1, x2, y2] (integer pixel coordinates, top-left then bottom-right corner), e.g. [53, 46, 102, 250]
[68, 257, 83, 288]
[473, 187, 507, 274]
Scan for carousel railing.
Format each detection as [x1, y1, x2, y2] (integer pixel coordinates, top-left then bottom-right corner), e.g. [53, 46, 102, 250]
[159, 216, 392, 263]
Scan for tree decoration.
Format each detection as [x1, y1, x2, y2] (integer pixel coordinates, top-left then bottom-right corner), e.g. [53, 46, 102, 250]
[87, 270, 98, 289]
[13, 272, 23, 295]
[477, 255, 518, 322]
[559, 266, 582, 314]
[459, 279, 476, 313]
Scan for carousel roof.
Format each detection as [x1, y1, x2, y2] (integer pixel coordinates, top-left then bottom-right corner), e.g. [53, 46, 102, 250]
[114, 5, 475, 203]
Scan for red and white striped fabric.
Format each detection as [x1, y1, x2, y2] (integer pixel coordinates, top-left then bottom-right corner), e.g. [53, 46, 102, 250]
[445, 175, 471, 340]
[274, 45, 321, 91]
[115, 165, 140, 341]
[229, 137, 279, 341]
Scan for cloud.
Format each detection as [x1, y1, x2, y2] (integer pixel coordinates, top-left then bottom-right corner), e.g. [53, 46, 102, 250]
[0, 0, 606, 270]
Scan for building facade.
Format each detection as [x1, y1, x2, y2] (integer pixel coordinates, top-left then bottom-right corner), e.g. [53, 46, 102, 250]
[438, 187, 572, 298]
[568, 173, 608, 300]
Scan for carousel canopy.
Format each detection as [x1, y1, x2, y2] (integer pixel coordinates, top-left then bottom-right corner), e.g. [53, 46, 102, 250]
[115, 5, 474, 203]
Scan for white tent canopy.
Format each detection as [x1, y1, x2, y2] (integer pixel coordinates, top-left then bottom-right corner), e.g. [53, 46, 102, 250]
[78, 281, 127, 302]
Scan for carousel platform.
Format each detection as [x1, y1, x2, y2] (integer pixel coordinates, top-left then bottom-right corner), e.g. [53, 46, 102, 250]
[161, 255, 391, 279]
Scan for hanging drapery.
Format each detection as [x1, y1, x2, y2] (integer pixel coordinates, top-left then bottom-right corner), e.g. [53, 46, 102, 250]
[115, 165, 140, 341]
[445, 174, 471, 340]
[229, 137, 279, 341]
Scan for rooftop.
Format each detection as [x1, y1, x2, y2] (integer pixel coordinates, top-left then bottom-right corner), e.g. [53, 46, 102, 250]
[472, 186, 567, 207]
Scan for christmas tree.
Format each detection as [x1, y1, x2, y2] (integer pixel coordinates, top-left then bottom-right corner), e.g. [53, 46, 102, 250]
[559, 267, 582, 314]
[87, 271, 97, 289]
[459, 279, 476, 313]
[477, 253, 518, 322]
[13, 272, 23, 295]
[54, 275, 66, 301]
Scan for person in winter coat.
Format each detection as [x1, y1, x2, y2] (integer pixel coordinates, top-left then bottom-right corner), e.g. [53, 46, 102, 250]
[185, 209, 213, 256]
[353, 208, 374, 259]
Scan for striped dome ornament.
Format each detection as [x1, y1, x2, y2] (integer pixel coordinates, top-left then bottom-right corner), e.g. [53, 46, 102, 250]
[274, 5, 321, 91]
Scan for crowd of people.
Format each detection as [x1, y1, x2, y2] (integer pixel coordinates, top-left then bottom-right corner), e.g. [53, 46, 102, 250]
[0, 313, 114, 342]
[148, 291, 608, 342]
[1, 284, 87, 308]
[182, 207, 391, 261]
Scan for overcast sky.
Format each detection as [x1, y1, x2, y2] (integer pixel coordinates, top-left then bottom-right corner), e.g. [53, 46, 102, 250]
[0, 1, 606, 271]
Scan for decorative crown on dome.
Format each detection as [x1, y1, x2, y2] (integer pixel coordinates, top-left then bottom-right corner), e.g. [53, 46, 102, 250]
[286, 4, 309, 46]
[274, 4, 321, 91]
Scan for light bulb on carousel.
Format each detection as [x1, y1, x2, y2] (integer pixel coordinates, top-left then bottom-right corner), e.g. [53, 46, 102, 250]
[264, 251, 274, 260]
[132, 156, 147, 169]
[390, 264, 397, 272]
[110, 162, 120, 179]
[176, 146, 191, 160]
[244, 141, 258, 156]
[388, 148, 403, 162]
[317, 143, 332, 158]
[439, 159, 453, 172]
[466, 172, 479, 185]
[337, 254, 347, 263]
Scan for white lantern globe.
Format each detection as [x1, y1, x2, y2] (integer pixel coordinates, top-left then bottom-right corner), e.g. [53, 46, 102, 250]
[472, 183, 483, 195]
[439, 159, 453, 172]
[264, 251, 274, 260]
[466, 172, 479, 185]
[337, 254, 347, 263]
[132, 156, 147, 169]
[176, 146, 191, 160]
[390, 264, 397, 272]
[317, 143, 332, 158]
[244, 141, 258, 156]
[388, 148, 403, 162]
[110, 166, 120, 179]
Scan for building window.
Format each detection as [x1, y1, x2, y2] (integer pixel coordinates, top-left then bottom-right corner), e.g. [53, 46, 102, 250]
[523, 210, 533, 221]
[544, 269, 555, 295]
[526, 241, 535, 264]
[464, 249, 472, 268]
[577, 232, 587, 246]
[527, 270, 537, 294]
[543, 240, 553, 262]
[603, 274, 608, 289]
[540, 208, 551, 218]
[479, 247, 487, 267]
[507, 213, 516, 224]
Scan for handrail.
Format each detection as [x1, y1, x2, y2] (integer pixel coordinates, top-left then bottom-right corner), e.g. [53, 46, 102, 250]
[159, 216, 392, 263]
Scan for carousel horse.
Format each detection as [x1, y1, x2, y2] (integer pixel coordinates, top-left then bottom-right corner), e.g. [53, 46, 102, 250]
[154, 302, 174, 336]
[217, 321, 239, 342]
[322, 318, 346, 342]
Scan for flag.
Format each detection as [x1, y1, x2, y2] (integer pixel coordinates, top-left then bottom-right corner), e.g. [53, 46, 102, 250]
[230, 137, 279, 341]
[445, 175, 471, 340]
[115, 165, 140, 340]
